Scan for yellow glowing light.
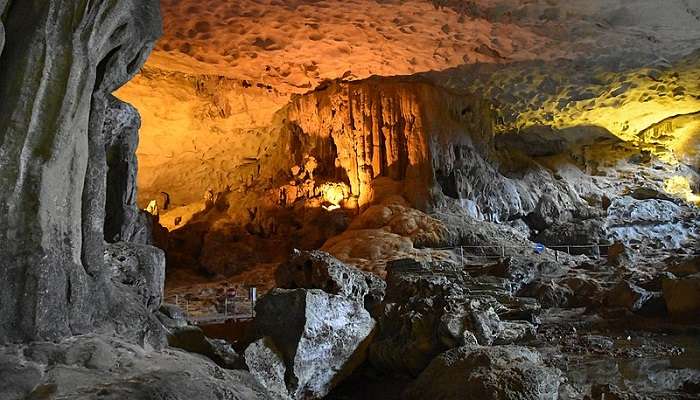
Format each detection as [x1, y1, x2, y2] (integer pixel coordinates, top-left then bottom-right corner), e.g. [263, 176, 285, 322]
[145, 200, 159, 216]
[319, 182, 349, 210]
[664, 176, 700, 205]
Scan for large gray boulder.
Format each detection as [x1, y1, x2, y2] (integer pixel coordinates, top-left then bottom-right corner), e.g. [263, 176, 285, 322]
[275, 250, 386, 310]
[405, 345, 561, 400]
[534, 219, 607, 255]
[100, 241, 168, 348]
[245, 337, 290, 400]
[526, 194, 572, 231]
[247, 288, 375, 399]
[0, 0, 161, 343]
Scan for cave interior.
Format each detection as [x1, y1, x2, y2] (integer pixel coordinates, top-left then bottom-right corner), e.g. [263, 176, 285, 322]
[0, 0, 699, 399]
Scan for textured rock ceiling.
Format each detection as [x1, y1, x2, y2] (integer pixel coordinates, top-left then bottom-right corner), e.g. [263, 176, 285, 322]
[115, 0, 700, 207]
[146, 0, 700, 91]
[148, 0, 551, 92]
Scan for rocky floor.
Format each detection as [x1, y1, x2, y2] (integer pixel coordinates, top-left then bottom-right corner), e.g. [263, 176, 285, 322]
[154, 241, 700, 399]
[536, 310, 700, 399]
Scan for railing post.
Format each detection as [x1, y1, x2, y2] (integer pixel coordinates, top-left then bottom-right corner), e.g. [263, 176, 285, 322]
[501, 245, 505, 258]
[250, 286, 257, 319]
[460, 246, 464, 268]
[224, 296, 228, 317]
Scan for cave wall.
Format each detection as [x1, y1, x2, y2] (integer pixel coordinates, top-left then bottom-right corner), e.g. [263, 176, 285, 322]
[0, 0, 161, 342]
[114, 67, 291, 207]
[0, 0, 6, 57]
[285, 77, 592, 223]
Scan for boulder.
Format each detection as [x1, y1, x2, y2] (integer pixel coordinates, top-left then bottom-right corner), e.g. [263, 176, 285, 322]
[156, 303, 189, 330]
[248, 288, 375, 399]
[100, 241, 168, 348]
[167, 326, 243, 370]
[244, 337, 290, 400]
[405, 345, 561, 400]
[523, 280, 574, 308]
[665, 255, 700, 277]
[0, 350, 43, 400]
[275, 250, 386, 310]
[370, 260, 536, 376]
[478, 257, 568, 295]
[562, 276, 606, 308]
[606, 241, 634, 266]
[526, 194, 571, 231]
[662, 273, 700, 319]
[606, 197, 700, 249]
[534, 219, 607, 256]
[604, 281, 654, 312]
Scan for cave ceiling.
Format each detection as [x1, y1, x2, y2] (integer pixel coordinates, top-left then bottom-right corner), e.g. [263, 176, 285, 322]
[115, 0, 700, 206]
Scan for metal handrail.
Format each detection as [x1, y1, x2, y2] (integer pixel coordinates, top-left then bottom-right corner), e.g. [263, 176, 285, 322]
[165, 291, 256, 325]
[412, 242, 612, 265]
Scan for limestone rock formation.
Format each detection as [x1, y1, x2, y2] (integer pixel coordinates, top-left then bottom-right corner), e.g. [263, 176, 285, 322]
[662, 273, 700, 320]
[104, 242, 165, 312]
[247, 288, 375, 399]
[606, 197, 700, 249]
[405, 345, 561, 400]
[0, 0, 161, 343]
[604, 281, 654, 312]
[369, 259, 537, 376]
[276, 250, 385, 310]
[118, 0, 700, 213]
[244, 337, 290, 400]
[104, 96, 155, 245]
[167, 325, 243, 370]
[156, 303, 188, 329]
[3, 0, 699, 399]
[0, 335, 271, 399]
